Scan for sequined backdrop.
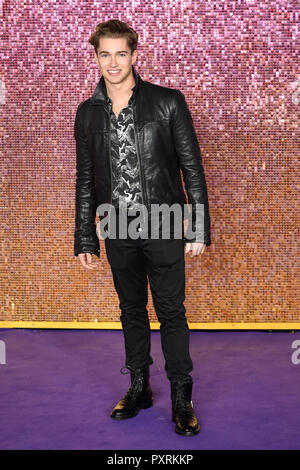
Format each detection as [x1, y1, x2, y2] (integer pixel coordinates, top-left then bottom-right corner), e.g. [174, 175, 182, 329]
[1, 0, 299, 326]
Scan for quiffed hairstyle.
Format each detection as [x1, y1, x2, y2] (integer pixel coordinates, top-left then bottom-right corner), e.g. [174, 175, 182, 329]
[89, 19, 138, 54]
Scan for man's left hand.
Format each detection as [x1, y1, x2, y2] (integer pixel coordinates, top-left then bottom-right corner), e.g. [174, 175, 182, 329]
[185, 242, 206, 256]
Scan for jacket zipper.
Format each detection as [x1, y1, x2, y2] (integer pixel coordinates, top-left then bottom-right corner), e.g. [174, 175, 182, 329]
[103, 106, 113, 205]
[131, 103, 147, 222]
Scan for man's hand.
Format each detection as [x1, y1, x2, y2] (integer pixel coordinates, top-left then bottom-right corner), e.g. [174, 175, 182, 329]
[78, 253, 98, 269]
[185, 242, 206, 257]
[183, 220, 206, 256]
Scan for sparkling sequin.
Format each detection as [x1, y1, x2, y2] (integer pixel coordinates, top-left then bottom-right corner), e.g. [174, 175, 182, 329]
[2, 1, 298, 324]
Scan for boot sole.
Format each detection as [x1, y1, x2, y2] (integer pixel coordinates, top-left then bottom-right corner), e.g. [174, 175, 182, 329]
[175, 426, 200, 436]
[110, 398, 153, 420]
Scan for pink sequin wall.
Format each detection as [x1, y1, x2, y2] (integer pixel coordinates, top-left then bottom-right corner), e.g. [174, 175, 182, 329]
[1, 0, 299, 325]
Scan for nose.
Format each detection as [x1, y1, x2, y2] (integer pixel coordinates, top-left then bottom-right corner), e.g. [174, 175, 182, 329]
[110, 56, 118, 67]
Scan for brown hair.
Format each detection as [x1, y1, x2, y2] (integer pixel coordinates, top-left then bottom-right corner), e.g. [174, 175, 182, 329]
[89, 19, 138, 54]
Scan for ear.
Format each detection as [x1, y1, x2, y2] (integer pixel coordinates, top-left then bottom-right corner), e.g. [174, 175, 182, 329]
[131, 49, 137, 65]
[94, 50, 99, 64]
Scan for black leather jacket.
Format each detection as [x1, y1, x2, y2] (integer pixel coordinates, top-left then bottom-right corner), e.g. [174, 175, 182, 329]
[74, 65, 211, 257]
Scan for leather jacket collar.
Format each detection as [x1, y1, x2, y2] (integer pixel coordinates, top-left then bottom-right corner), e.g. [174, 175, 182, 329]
[89, 65, 141, 106]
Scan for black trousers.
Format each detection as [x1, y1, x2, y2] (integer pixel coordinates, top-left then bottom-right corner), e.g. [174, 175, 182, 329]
[104, 211, 193, 382]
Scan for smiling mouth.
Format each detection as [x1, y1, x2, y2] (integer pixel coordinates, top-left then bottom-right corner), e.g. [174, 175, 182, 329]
[108, 70, 121, 75]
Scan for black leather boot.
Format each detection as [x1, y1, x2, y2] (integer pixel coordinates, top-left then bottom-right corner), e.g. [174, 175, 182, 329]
[110, 366, 153, 419]
[170, 376, 200, 436]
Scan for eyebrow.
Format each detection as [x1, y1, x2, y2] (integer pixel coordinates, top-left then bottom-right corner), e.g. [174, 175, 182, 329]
[98, 50, 129, 54]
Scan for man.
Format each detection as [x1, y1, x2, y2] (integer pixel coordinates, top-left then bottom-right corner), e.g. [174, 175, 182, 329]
[74, 19, 211, 436]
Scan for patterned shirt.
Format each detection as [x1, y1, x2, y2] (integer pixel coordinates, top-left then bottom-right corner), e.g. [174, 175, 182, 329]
[106, 87, 143, 214]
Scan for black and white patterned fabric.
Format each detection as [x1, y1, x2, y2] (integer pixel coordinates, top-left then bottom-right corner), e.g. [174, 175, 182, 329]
[107, 86, 143, 214]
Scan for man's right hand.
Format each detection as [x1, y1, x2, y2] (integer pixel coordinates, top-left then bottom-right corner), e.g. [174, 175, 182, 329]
[78, 253, 99, 270]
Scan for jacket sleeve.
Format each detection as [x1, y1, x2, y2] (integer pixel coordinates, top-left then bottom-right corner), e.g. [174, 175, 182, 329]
[74, 103, 100, 257]
[171, 89, 211, 245]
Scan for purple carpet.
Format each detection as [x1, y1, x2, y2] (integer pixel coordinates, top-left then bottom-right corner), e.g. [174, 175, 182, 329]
[0, 328, 299, 450]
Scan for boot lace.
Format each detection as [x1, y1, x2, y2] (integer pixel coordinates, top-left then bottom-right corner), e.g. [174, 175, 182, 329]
[120, 366, 147, 406]
[172, 377, 194, 419]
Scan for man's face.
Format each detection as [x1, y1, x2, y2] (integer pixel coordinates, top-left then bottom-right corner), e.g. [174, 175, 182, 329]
[94, 36, 137, 86]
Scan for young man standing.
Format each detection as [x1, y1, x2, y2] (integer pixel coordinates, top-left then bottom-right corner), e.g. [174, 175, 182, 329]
[74, 19, 211, 436]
